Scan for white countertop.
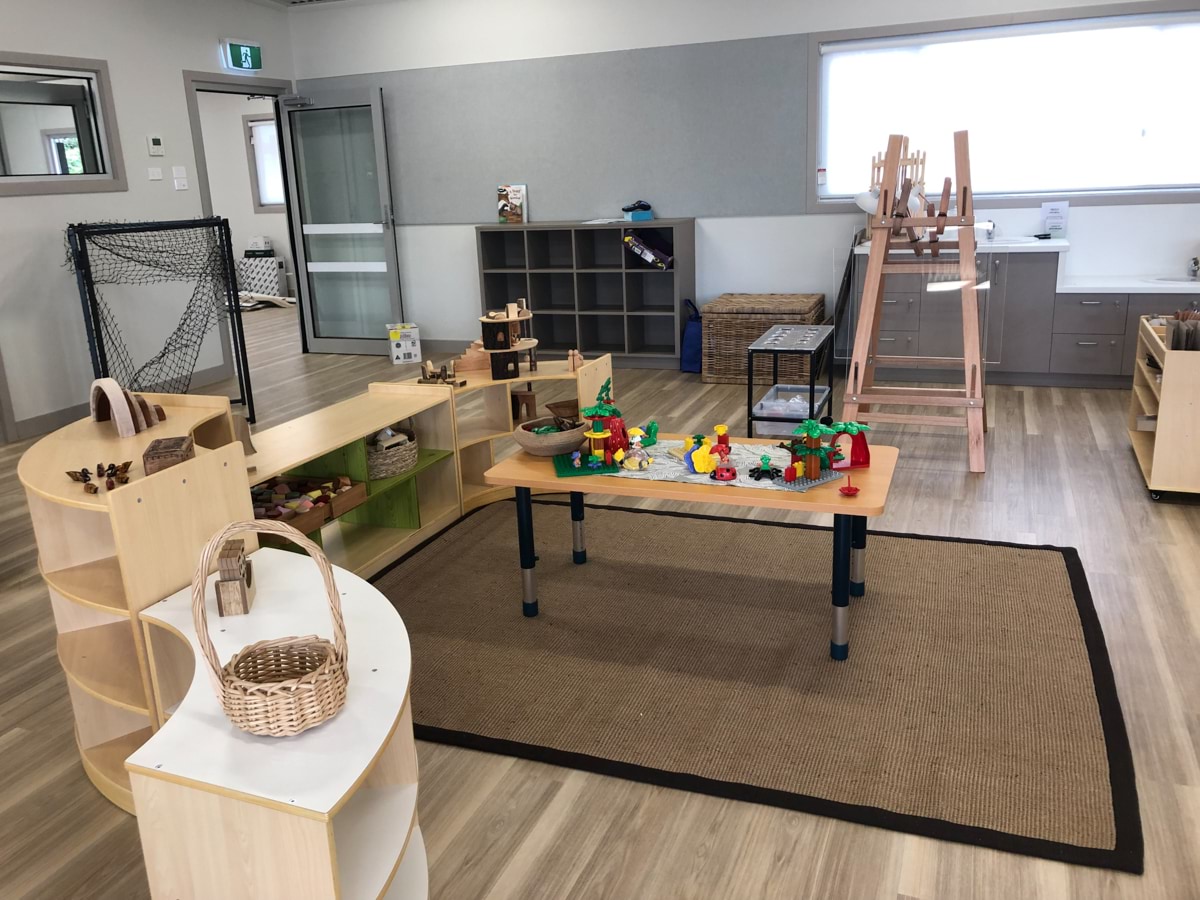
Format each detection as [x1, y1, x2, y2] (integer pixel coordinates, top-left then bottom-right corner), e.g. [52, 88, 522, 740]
[128, 548, 412, 817]
[853, 237, 1069, 254]
[1056, 275, 1200, 294]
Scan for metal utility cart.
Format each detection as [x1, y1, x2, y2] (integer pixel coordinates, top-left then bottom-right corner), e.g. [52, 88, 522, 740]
[746, 324, 835, 436]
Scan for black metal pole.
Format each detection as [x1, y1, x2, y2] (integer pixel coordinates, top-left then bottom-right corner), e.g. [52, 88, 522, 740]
[516, 487, 538, 617]
[68, 226, 105, 379]
[570, 491, 586, 564]
[218, 218, 256, 423]
[831, 513, 852, 661]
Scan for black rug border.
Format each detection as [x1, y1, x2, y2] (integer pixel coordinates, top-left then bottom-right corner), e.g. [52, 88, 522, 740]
[374, 498, 1143, 874]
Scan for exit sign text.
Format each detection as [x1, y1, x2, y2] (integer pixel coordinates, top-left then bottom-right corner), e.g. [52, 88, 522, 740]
[222, 39, 263, 72]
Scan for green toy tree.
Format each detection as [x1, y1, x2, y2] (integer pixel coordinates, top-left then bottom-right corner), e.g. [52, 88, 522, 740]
[581, 378, 621, 419]
[792, 419, 837, 480]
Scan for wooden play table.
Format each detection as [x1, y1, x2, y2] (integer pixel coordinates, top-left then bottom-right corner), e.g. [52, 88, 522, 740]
[484, 436, 898, 660]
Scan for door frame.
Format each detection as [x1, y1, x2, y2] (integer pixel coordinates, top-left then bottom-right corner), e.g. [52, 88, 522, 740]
[278, 87, 403, 355]
[182, 70, 303, 364]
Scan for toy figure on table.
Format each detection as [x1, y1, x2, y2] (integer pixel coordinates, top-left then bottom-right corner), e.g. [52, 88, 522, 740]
[830, 421, 871, 469]
[709, 443, 736, 481]
[749, 454, 780, 481]
[620, 428, 653, 470]
[581, 378, 628, 455]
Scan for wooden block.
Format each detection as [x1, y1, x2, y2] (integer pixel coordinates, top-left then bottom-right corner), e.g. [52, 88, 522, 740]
[489, 350, 520, 380]
[216, 559, 255, 617]
[217, 539, 246, 581]
[143, 436, 195, 475]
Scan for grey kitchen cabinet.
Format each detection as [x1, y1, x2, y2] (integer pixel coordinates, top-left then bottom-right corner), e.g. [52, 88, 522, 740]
[1050, 334, 1124, 375]
[917, 254, 1003, 365]
[993, 254, 1057, 373]
[1052, 293, 1127, 334]
[1123, 295, 1182, 376]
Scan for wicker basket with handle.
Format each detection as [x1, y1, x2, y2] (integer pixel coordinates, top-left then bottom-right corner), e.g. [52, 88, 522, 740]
[192, 521, 349, 737]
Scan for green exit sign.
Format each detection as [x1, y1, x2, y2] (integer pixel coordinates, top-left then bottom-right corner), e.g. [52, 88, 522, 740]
[222, 39, 262, 72]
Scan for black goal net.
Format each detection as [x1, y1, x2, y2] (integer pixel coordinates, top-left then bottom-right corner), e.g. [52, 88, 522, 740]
[66, 217, 254, 421]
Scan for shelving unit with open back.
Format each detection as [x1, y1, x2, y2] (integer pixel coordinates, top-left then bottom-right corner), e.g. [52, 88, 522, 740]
[1127, 316, 1200, 498]
[18, 393, 249, 813]
[417, 354, 613, 512]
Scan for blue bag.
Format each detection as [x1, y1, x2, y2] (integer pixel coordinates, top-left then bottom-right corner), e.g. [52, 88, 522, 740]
[680, 298, 702, 373]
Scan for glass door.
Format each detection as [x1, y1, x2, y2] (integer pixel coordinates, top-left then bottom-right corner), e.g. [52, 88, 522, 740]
[280, 89, 401, 354]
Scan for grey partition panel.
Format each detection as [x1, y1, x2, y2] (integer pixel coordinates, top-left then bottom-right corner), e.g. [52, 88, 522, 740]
[298, 35, 808, 224]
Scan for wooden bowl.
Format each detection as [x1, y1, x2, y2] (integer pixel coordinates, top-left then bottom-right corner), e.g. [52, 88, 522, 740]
[512, 417, 588, 457]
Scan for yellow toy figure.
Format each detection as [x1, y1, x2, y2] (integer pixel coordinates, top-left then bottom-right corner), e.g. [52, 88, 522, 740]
[622, 428, 653, 470]
[690, 437, 717, 474]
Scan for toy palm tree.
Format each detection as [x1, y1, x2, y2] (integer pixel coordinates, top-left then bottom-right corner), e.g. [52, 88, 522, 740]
[581, 378, 627, 453]
[793, 419, 837, 480]
[829, 420, 871, 468]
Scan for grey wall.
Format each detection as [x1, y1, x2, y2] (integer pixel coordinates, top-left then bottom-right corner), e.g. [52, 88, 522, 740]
[298, 34, 808, 224]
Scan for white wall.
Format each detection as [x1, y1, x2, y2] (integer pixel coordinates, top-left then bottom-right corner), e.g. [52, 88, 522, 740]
[286, 0, 1198, 344]
[196, 92, 292, 283]
[0, 0, 292, 428]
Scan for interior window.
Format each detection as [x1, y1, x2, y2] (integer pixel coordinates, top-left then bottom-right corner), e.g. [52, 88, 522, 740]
[817, 12, 1200, 198]
[247, 118, 285, 209]
[0, 55, 124, 194]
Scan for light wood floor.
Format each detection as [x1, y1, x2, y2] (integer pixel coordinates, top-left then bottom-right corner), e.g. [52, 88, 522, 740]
[2, 306, 1197, 899]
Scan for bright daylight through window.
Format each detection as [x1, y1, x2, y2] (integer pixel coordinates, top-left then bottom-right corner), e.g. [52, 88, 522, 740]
[818, 13, 1199, 198]
[249, 119, 284, 207]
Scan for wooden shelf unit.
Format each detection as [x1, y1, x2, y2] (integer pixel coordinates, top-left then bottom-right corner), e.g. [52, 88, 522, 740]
[18, 394, 251, 814]
[248, 382, 461, 581]
[477, 220, 695, 366]
[418, 355, 614, 512]
[131, 549, 425, 898]
[1126, 316, 1200, 497]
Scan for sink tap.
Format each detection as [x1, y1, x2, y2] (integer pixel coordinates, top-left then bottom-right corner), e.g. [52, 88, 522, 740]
[985, 222, 996, 242]
[1189, 257, 1199, 280]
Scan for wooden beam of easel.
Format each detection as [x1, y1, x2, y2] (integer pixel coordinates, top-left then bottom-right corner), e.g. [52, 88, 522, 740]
[842, 130, 987, 473]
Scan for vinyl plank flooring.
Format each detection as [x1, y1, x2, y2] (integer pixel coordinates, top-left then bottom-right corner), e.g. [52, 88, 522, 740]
[1, 308, 1197, 898]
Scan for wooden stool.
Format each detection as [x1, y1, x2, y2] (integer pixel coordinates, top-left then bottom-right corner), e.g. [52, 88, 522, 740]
[511, 389, 537, 424]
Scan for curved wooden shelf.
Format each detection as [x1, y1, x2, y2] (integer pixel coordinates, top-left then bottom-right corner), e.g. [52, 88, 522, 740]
[463, 482, 514, 513]
[17, 400, 232, 511]
[383, 825, 427, 899]
[58, 622, 149, 713]
[78, 725, 152, 815]
[41, 556, 129, 616]
[457, 424, 514, 449]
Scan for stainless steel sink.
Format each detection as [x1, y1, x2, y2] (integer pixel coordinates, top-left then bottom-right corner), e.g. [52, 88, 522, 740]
[1144, 276, 1200, 285]
[985, 236, 1038, 245]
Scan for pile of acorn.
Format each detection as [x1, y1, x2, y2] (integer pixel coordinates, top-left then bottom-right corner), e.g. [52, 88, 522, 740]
[251, 475, 354, 522]
[66, 461, 133, 494]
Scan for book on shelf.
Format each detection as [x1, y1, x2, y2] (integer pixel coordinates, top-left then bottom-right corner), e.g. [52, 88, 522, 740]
[497, 184, 527, 224]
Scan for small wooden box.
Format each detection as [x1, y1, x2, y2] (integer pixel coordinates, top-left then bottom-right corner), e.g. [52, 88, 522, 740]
[143, 436, 195, 475]
[481, 320, 511, 350]
[216, 541, 256, 617]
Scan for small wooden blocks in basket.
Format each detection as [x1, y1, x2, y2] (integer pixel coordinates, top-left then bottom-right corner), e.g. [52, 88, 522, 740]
[367, 425, 419, 480]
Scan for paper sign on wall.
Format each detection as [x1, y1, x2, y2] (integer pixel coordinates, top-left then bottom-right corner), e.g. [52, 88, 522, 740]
[1041, 201, 1069, 239]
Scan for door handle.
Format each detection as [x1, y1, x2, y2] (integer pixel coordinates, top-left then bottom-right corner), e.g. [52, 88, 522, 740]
[1080, 300, 1102, 306]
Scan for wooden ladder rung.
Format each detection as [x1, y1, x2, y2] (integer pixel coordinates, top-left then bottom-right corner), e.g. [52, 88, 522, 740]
[857, 412, 968, 427]
[863, 385, 966, 398]
[872, 355, 967, 370]
[850, 393, 974, 408]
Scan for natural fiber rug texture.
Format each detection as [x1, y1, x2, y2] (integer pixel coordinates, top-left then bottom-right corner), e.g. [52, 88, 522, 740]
[373, 500, 1142, 872]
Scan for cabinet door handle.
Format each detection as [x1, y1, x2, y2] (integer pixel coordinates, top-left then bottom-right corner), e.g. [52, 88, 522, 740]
[1076, 341, 1099, 347]
[879, 337, 897, 342]
[1080, 300, 1102, 306]
[882, 299, 898, 304]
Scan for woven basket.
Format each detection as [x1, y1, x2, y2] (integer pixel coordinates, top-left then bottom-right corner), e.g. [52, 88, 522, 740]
[366, 427, 419, 480]
[512, 416, 589, 457]
[701, 293, 827, 385]
[192, 521, 349, 738]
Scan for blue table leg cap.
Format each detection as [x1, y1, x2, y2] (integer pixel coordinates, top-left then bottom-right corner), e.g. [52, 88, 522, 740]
[523, 600, 539, 618]
[850, 582, 865, 598]
[573, 549, 587, 565]
[830, 641, 849, 661]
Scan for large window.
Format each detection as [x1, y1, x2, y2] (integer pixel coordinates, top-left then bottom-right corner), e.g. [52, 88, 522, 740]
[817, 12, 1199, 200]
[244, 115, 285, 212]
[0, 53, 125, 196]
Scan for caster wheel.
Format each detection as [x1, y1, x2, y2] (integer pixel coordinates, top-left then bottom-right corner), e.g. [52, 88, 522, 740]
[1150, 492, 1162, 502]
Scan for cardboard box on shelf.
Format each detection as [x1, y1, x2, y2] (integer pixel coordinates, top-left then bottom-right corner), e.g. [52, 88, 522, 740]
[387, 323, 422, 365]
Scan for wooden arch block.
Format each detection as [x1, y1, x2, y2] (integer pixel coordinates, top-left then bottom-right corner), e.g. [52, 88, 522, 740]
[90, 378, 138, 438]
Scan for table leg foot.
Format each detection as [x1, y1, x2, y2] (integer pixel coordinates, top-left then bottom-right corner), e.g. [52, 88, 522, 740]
[850, 515, 867, 598]
[570, 491, 586, 565]
[831, 513, 852, 661]
[516, 486, 538, 617]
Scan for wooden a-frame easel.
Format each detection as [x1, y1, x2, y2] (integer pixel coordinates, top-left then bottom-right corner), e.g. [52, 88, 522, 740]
[842, 130, 988, 473]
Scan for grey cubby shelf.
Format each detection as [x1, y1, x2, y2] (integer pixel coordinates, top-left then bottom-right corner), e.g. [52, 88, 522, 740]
[477, 218, 695, 366]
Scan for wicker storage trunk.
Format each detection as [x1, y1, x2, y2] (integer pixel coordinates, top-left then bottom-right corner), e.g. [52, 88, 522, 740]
[701, 293, 827, 385]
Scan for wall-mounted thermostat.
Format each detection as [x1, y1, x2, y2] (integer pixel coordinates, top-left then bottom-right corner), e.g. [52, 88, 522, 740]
[146, 135, 164, 157]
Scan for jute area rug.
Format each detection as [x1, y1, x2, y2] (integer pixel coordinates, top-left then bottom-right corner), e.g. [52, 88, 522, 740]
[373, 500, 1142, 872]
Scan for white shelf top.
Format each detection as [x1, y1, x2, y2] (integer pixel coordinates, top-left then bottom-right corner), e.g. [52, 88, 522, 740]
[128, 548, 412, 818]
[1057, 275, 1200, 294]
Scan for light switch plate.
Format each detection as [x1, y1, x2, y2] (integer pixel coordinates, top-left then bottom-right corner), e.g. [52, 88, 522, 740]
[148, 167, 163, 181]
[173, 177, 189, 191]
[171, 165, 187, 179]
